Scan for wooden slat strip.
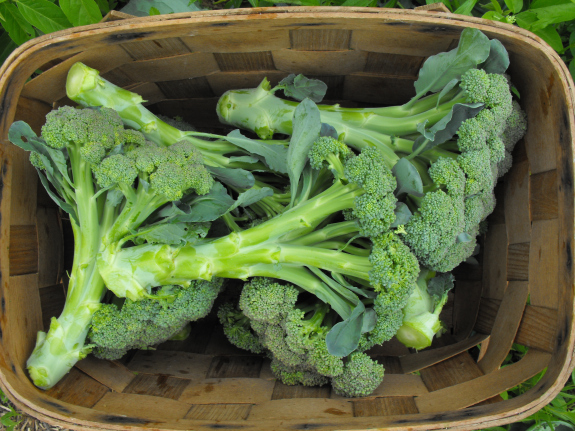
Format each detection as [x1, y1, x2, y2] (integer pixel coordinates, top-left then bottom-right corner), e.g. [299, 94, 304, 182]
[507, 243, 530, 281]
[45, 368, 109, 408]
[353, 396, 419, 416]
[181, 31, 290, 53]
[273, 50, 367, 76]
[515, 305, 558, 352]
[343, 73, 416, 105]
[248, 398, 353, 421]
[290, 29, 351, 51]
[185, 404, 253, 421]
[415, 350, 551, 413]
[93, 392, 191, 422]
[120, 37, 191, 61]
[530, 170, 559, 221]
[504, 159, 531, 244]
[75, 356, 136, 393]
[156, 77, 215, 99]
[9, 149, 37, 226]
[38, 284, 65, 331]
[9, 225, 38, 276]
[477, 281, 529, 374]
[482, 223, 509, 300]
[206, 356, 263, 379]
[487, 180, 506, 225]
[207, 71, 286, 97]
[271, 381, 331, 400]
[364, 52, 424, 77]
[419, 352, 484, 392]
[117, 52, 219, 82]
[372, 356, 403, 374]
[452, 280, 484, 340]
[122, 373, 190, 400]
[214, 52, 275, 72]
[36, 206, 63, 288]
[529, 219, 559, 308]
[179, 378, 275, 404]
[474, 297, 501, 334]
[127, 350, 214, 381]
[400, 333, 489, 374]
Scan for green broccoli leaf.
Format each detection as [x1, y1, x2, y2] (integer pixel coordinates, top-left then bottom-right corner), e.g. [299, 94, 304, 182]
[278, 74, 328, 103]
[36, 168, 79, 225]
[390, 201, 413, 228]
[287, 98, 321, 205]
[132, 222, 210, 245]
[362, 308, 377, 333]
[413, 102, 484, 153]
[427, 273, 455, 299]
[224, 130, 288, 174]
[326, 301, 365, 357]
[392, 158, 424, 197]
[320, 122, 339, 139]
[414, 28, 491, 96]
[207, 166, 255, 189]
[229, 187, 274, 212]
[436, 78, 460, 108]
[480, 39, 510, 74]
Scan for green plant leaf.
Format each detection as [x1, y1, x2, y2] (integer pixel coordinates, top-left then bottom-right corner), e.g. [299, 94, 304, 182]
[207, 166, 255, 189]
[414, 28, 491, 97]
[163, 182, 235, 223]
[93, 0, 110, 13]
[320, 122, 339, 139]
[517, 3, 575, 31]
[0, 31, 17, 64]
[534, 25, 564, 52]
[15, 0, 72, 34]
[482, 10, 506, 21]
[361, 308, 377, 333]
[224, 130, 288, 174]
[341, 0, 377, 6]
[287, 98, 321, 204]
[390, 201, 413, 227]
[149, 5, 160, 13]
[427, 272, 455, 299]
[481, 39, 510, 73]
[132, 222, 210, 245]
[119, 0, 204, 16]
[490, 0, 503, 13]
[453, 0, 478, 15]
[326, 301, 365, 357]
[0, 3, 35, 45]
[59, 0, 102, 26]
[392, 158, 424, 197]
[278, 74, 328, 103]
[228, 187, 274, 212]
[569, 58, 575, 81]
[413, 102, 484, 153]
[504, 0, 522, 12]
[436, 78, 460, 108]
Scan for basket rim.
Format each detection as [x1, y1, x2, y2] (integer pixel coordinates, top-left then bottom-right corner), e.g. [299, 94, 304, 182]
[0, 7, 574, 431]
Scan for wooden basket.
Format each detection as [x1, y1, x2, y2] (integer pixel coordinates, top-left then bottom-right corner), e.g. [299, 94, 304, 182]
[0, 7, 574, 430]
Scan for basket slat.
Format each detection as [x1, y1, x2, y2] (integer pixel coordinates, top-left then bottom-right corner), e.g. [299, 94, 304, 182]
[504, 159, 531, 244]
[118, 53, 219, 83]
[120, 38, 191, 61]
[247, 398, 353, 420]
[274, 50, 367, 76]
[529, 219, 559, 308]
[181, 31, 290, 53]
[477, 281, 529, 374]
[179, 378, 275, 404]
[45, 368, 109, 408]
[38, 284, 65, 330]
[530, 170, 559, 221]
[482, 224, 509, 300]
[353, 396, 419, 416]
[9, 225, 38, 276]
[75, 356, 136, 393]
[507, 243, 530, 281]
[185, 403, 252, 421]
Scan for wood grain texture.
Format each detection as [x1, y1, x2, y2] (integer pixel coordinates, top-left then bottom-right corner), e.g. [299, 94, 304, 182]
[477, 281, 529, 374]
[179, 378, 275, 404]
[353, 397, 419, 416]
[515, 305, 558, 353]
[290, 29, 351, 51]
[274, 50, 367, 76]
[181, 31, 290, 53]
[127, 351, 213, 381]
[452, 280, 484, 340]
[75, 356, 136, 393]
[46, 368, 109, 408]
[529, 219, 559, 308]
[420, 352, 484, 392]
[507, 243, 530, 281]
[207, 71, 286, 96]
[185, 403, 252, 420]
[248, 398, 353, 421]
[206, 356, 263, 379]
[482, 223, 509, 300]
[530, 170, 559, 221]
[400, 333, 489, 374]
[9, 225, 38, 276]
[343, 73, 416, 105]
[214, 51, 275, 72]
[120, 38, 191, 61]
[271, 381, 331, 400]
[36, 206, 63, 288]
[156, 77, 214, 99]
[38, 284, 66, 331]
[504, 159, 530, 244]
[93, 392, 191, 422]
[364, 52, 425, 77]
[123, 373, 191, 400]
[475, 297, 501, 335]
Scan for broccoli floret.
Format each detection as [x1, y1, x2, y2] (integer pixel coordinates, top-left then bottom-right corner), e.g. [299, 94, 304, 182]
[270, 359, 329, 387]
[331, 352, 385, 397]
[239, 278, 299, 325]
[218, 302, 264, 354]
[396, 270, 454, 350]
[89, 279, 223, 359]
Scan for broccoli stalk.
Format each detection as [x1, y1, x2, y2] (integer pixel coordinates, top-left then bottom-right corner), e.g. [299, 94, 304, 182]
[395, 270, 455, 350]
[9, 106, 214, 389]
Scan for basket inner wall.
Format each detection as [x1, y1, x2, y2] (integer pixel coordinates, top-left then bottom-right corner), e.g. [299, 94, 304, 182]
[1, 11, 573, 430]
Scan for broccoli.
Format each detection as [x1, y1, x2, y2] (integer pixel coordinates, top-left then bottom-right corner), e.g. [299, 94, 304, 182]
[89, 279, 223, 360]
[395, 270, 455, 350]
[331, 352, 385, 397]
[218, 302, 265, 354]
[97, 137, 420, 339]
[9, 106, 213, 389]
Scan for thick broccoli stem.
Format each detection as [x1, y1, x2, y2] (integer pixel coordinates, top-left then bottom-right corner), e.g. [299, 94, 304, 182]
[26, 154, 112, 389]
[98, 180, 369, 313]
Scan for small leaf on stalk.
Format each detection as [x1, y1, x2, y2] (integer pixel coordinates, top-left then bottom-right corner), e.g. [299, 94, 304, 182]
[480, 39, 510, 74]
[436, 78, 460, 108]
[456, 232, 472, 243]
[224, 129, 288, 174]
[229, 187, 274, 212]
[320, 123, 339, 139]
[326, 301, 365, 357]
[362, 308, 377, 333]
[391, 202, 413, 227]
[287, 99, 321, 205]
[392, 158, 424, 197]
[279, 74, 328, 103]
[207, 166, 255, 189]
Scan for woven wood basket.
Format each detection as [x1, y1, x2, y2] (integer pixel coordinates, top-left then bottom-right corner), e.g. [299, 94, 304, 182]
[0, 7, 574, 430]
